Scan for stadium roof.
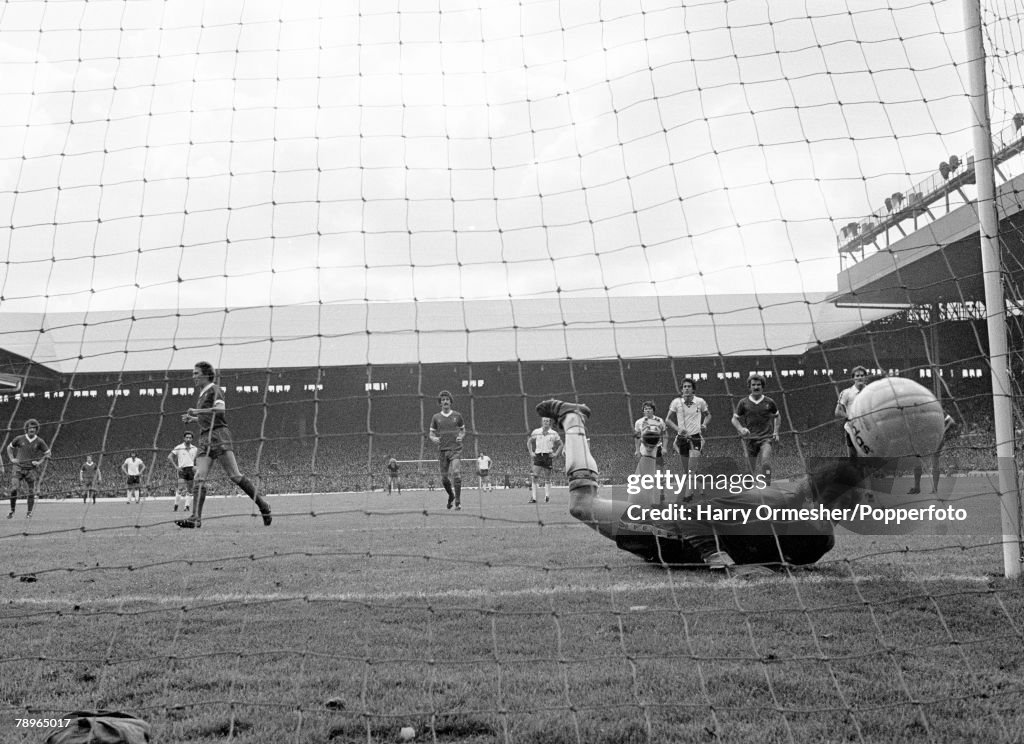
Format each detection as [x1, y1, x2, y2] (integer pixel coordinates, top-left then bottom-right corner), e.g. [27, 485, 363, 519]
[0, 294, 895, 374]
[830, 171, 1024, 306]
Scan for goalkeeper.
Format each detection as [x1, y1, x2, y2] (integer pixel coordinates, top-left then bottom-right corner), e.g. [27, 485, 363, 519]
[536, 399, 861, 571]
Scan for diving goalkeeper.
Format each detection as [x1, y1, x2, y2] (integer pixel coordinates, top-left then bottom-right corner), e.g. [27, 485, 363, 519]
[535, 399, 863, 571]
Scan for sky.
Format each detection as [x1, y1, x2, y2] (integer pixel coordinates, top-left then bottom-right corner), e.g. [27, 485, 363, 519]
[0, 0, 1021, 315]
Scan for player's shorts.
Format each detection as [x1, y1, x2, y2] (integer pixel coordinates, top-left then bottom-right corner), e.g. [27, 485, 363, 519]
[11, 466, 38, 488]
[478, 469, 489, 477]
[199, 427, 234, 459]
[675, 433, 703, 456]
[532, 452, 553, 470]
[177, 466, 195, 482]
[387, 471, 399, 479]
[126, 475, 141, 486]
[742, 437, 773, 459]
[438, 449, 462, 474]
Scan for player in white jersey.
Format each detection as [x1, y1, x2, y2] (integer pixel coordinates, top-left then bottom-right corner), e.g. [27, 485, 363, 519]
[633, 401, 667, 461]
[528, 417, 563, 503]
[168, 432, 198, 512]
[667, 378, 711, 475]
[834, 366, 868, 461]
[476, 452, 493, 492]
[121, 451, 146, 504]
[634, 401, 669, 501]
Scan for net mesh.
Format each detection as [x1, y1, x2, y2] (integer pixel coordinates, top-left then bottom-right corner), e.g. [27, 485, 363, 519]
[2, 1, 1024, 742]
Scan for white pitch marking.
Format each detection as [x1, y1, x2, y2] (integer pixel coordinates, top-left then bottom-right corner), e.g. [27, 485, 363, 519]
[5, 574, 991, 607]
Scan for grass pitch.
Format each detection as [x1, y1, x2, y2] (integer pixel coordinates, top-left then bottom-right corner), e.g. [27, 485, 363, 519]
[2, 479, 1023, 743]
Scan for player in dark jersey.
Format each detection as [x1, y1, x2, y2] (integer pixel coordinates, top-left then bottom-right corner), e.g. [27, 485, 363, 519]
[385, 457, 401, 494]
[79, 455, 101, 504]
[731, 376, 780, 485]
[7, 418, 51, 519]
[428, 390, 466, 510]
[175, 361, 272, 529]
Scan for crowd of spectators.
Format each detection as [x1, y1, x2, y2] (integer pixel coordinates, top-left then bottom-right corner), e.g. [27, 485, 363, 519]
[3, 374, 1016, 499]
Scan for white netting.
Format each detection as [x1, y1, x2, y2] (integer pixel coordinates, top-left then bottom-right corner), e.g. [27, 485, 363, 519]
[1, 1, 1023, 742]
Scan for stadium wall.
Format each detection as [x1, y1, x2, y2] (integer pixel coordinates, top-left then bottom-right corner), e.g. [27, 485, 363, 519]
[0, 355, 997, 497]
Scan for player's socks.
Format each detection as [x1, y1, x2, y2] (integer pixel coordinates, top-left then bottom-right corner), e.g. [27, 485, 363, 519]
[453, 476, 462, 506]
[544, 483, 550, 502]
[558, 409, 599, 474]
[233, 475, 257, 499]
[909, 465, 923, 494]
[255, 496, 272, 526]
[194, 484, 207, 520]
[230, 475, 271, 525]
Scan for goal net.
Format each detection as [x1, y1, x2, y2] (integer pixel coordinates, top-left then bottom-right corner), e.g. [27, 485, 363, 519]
[1, 1, 1023, 742]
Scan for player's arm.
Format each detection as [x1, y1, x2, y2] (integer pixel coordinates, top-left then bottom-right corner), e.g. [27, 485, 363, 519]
[184, 394, 223, 424]
[36, 441, 51, 465]
[731, 405, 749, 437]
[729, 405, 753, 440]
[167, 450, 177, 468]
[834, 391, 847, 419]
[455, 416, 465, 443]
[187, 397, 225, 416]
[771, 402, 781, 441]
[527, 432, 536, 455]
[6, 441, 15, 464]
[943, 414, 955, 432]
[551, 433, 563, 459]
[666, 400, 681, 434]
[428, 416, 440, 444]
[655, 418, 669, 453]
[121, 460, 129, 475]
[700, 402, 711, 430]
[633, 419, 643, 456]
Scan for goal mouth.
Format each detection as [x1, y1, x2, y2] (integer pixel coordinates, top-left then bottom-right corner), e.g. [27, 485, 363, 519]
[0, 373, 22, 393]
